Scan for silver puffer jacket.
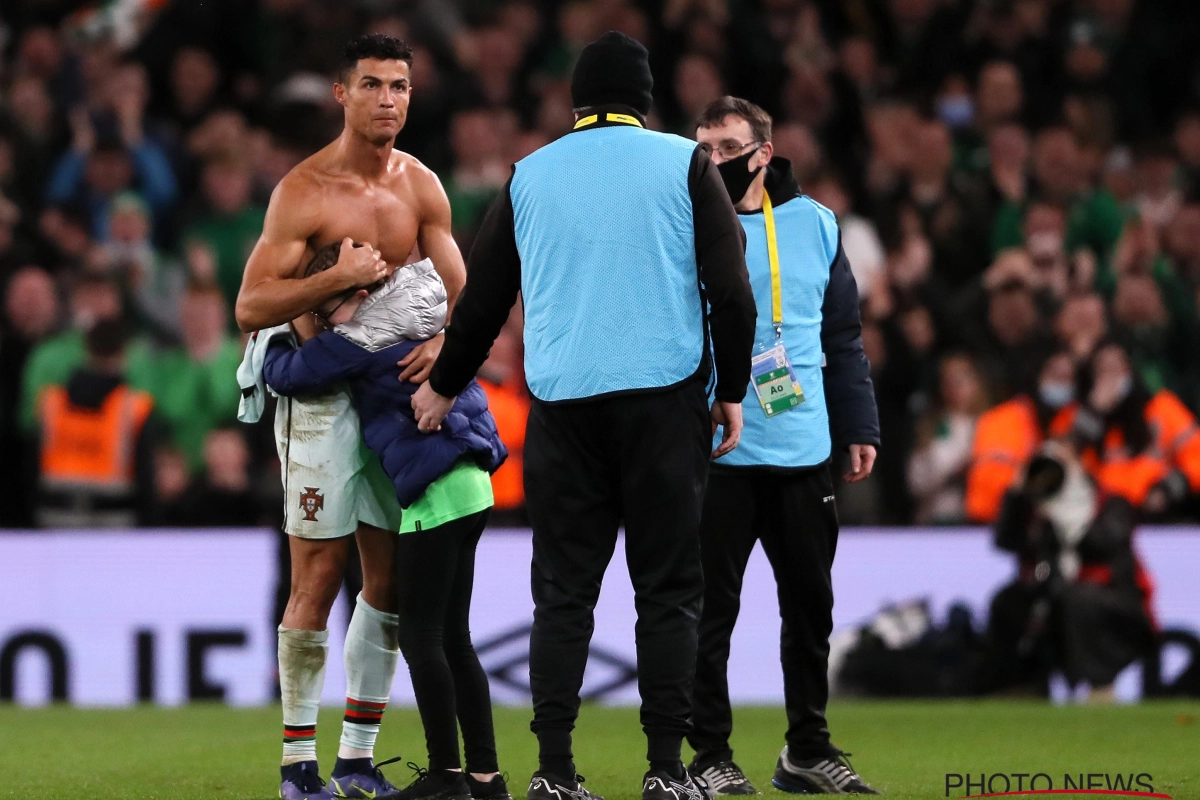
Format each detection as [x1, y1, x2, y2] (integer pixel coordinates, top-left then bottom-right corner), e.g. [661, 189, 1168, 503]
[334, 258, 447, 351]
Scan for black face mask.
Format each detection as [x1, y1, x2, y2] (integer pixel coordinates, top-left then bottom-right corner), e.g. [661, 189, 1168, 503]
[716, 148, 763, 204]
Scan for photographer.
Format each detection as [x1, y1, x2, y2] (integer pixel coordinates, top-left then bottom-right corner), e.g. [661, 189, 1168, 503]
[1070, 341, 1200, 518]
[986, 440, 1156, 698]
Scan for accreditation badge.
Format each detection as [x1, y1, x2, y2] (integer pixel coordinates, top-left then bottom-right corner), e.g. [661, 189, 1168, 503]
[751, 343, 804, 417]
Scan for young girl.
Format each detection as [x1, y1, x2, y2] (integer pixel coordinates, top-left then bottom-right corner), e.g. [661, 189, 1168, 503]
[264, 247, 511, 800]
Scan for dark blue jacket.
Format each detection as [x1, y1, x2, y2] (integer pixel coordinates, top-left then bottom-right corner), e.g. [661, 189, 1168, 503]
[263, 332, 507, 507]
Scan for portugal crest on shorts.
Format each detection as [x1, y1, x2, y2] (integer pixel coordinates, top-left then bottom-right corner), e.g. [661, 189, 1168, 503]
[299, 487, 324, 521]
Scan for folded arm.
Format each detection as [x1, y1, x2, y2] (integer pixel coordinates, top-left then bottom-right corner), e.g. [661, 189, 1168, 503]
[235, 176, 387, 332]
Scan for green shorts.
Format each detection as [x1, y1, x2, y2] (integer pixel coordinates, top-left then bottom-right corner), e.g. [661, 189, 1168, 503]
[399, 459, 494, 533]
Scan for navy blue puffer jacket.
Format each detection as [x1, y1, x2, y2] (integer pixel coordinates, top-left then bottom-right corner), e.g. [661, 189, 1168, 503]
[263, 332, 507, 507]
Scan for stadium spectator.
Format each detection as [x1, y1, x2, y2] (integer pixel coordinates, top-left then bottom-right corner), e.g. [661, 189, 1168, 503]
[1055, 292, 1109, 365]
[444, 108, 514, 246]
[1071, 342, 1200, 517]
[991, 127, 1124, 263]
[182, 155, 267, 312]
[37, 205, 95, 273]
[805, 169, 884, 300]
[45, 60, 178, 242]
[161, 426, 263, 527]
[164, 47, 224, 135]
[903, 118, 993, 290]
[1164, 204, 1200, 290]
[966, 350, 1078, 524]
[153, 446, 191, 525]
[966, 253, 1056, 400]
[94, 191, 186, 340]
[45, 127, 177, 243]
[142, 285, 242, 471]
[0, 266, 60, 526]
[19, 274, 154, 433]
[1110, 272, 1199, 408]
[34, 319, 161, 528]
[907, 354, 990, 525]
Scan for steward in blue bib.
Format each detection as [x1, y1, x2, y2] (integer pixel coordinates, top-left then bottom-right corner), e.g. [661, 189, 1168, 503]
[714, 156, 880, 470]
[423, 32, 757, 799]
[687, 95, 881, 797]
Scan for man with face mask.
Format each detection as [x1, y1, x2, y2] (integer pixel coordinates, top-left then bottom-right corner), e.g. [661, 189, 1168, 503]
[966, 350, 1078, 524]
[688, 97, 879, 796]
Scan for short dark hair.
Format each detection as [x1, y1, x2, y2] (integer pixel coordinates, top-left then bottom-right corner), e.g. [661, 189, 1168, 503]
[339, 34, 414, 83]
[304, 241, 344, 278]
[85, 318, 127, 359]
[696, 96, 773, 143]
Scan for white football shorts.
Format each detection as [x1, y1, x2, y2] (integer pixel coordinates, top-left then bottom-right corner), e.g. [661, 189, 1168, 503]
[274, 387, 403, 539]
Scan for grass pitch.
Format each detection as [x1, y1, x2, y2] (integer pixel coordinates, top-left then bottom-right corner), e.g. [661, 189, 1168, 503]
[2, 701, 1199, 799]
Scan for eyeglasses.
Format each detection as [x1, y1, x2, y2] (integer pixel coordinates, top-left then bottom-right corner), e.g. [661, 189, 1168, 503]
[699, 140, 763, 160]
[312, 292, 354, 325]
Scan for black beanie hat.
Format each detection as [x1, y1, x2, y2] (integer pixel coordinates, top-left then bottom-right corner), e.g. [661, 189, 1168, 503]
[570, 31, 653, 115]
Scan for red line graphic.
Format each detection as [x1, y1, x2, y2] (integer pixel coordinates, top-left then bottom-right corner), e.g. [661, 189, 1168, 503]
[963, 791, 1172, 799]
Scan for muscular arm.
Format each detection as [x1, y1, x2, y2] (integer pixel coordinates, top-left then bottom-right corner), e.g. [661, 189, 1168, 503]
[235, 177, 358, 332]
[414, 168, 466, 320]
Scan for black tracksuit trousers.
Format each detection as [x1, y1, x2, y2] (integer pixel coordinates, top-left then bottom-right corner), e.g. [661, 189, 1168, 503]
[524, 380, 711, 777]
[688, 465, 840, 765]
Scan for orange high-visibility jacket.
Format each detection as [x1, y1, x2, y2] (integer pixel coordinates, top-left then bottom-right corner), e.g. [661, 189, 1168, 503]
[39, 384, 154, 495]
[965, 396, 1075, 523]
[1077, 389, 1200, 507]
[480, 379, 530, 511]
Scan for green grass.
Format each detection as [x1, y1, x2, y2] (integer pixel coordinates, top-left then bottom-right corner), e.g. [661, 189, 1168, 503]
[1, 702, 1199, 799]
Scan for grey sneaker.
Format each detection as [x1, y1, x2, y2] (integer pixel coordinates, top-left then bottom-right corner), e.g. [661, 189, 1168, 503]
[771, 747, 879, 795]
[688, 761, 757, 796]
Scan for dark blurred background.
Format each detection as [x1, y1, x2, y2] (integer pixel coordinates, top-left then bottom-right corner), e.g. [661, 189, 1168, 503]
[3, 0, 1200, 530]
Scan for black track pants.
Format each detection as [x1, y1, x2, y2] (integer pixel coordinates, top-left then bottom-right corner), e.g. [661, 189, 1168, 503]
[524, 380, 711, 775]
[688, 466, 840, 764]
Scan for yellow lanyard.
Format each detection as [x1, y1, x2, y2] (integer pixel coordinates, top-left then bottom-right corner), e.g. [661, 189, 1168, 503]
[762, 192, 783, 340]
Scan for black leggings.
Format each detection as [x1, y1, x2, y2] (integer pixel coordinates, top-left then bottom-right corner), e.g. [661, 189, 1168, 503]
[395, 510, 498, 773]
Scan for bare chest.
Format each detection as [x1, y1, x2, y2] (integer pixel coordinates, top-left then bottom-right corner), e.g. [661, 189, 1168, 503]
[307, 183, 421, 266]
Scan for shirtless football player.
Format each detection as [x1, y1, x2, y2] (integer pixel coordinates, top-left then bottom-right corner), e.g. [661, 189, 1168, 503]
[235, 34, 466, 800]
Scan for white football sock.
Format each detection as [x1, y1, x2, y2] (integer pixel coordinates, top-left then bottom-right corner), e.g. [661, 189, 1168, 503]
[338, 594, 400, 761]
[279, 626, 328, 765]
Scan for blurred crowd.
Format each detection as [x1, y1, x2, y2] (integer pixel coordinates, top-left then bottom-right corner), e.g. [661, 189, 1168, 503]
[1, 0, 1200, 528]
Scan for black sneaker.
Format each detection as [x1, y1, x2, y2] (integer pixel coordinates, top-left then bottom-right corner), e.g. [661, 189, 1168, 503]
[394, 764, 471, 800]
[527, 773, 604, 800]
[642, 770, 709, 800]
[688, 760, 757, 796]
[468, 774, 513, 800]
[772, 747, 879, 795]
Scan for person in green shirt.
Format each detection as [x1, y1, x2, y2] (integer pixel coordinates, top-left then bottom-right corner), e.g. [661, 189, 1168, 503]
[181, 155, 266, 313]
[141, 286, 243, 470]
[991, 127, 1126, 263]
